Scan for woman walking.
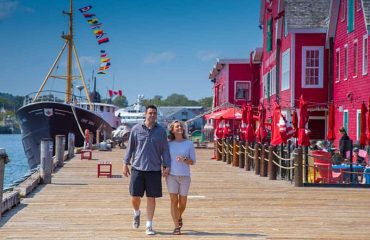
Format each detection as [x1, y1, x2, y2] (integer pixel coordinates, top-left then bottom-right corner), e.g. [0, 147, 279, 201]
[166, 120, 196, 235]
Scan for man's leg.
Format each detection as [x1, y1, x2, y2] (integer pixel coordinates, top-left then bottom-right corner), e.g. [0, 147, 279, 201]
[146, 197, 156, 221]
[132, 196, 141, 211]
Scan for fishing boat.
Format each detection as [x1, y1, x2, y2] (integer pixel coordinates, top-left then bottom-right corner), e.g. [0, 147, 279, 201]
[16, 0, 114, 169]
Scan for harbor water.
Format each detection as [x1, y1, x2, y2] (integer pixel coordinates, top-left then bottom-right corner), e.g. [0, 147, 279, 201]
[1, 134, 29, 190]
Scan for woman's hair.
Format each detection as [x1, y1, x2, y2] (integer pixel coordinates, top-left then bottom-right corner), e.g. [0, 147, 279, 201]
[168, 120, 187, 141]
[339, 127, 347, 134]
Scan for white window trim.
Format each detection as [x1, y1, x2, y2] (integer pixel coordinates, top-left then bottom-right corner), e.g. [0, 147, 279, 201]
[344, 44, 348, 80]
[343, 109, 349, 132]
[336, 48, 340, 82]
[282, 49, 290, 91]
[362, 34, 368, 75]
[341, 0, 346, 22]
[302, 46, 324, 88]
[356, 109, 361, 141]
[234, 80, 251, 101]
[353, 39, 358, 78]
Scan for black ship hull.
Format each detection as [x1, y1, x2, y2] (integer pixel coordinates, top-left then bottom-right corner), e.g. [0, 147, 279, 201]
[16, 102, 112, 169]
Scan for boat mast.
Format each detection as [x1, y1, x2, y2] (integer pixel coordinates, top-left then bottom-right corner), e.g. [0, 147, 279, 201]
[66, 0, 73, 103]
[33, 0, 93, 108]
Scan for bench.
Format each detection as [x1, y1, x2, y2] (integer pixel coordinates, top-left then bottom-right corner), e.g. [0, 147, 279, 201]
[97, 161, 112, 178]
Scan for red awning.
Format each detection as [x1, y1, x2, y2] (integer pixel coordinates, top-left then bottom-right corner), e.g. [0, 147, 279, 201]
[255, 104, 267, 143]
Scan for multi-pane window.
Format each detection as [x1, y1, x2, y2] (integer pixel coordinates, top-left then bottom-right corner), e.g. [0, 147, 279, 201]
[341, 0, 346, 21]
[354, 41, 358, 77]
[357, 0, 362, 11]
[235, 81, 251, 101]
[302, 46, 323, 88]
[336, 49, 340, 82]
[271, 66, 276, 95]
[282, 49, 290, 90]
[363, 35, 368, 75]
[344, 44, 348, 79]
[343, 110, 348, 133]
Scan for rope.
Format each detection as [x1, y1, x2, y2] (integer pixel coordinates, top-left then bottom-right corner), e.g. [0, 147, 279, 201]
[248, 146, 254, 151]
[218, 141, 223, 146]
[247, 154, 254, 158]
[272, 151, 295, 161]
[241, 145, 247, 150]
[217, 149, 223, 154]
[264, 158, 269, 162]
[229, 150, 233, 155]
[272, 160, 295, 169]
[71, 105, 85, 139]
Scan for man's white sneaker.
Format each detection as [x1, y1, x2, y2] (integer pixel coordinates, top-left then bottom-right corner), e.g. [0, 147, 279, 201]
[145, 227, 156, 235]
[132, 214, 140, 229]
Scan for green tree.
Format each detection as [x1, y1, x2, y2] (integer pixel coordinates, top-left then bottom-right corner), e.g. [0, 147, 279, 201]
[152, 95, 163, 106]
[198, 96, 213, 108]
[112, 95, 128, 108]
[164, 93, 195, 106]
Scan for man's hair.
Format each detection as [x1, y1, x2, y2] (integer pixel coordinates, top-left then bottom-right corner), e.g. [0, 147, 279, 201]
[145, 105, 157, 113]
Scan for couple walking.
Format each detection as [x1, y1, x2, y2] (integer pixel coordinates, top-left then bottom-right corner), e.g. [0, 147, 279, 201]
[123, 105, 196, 235]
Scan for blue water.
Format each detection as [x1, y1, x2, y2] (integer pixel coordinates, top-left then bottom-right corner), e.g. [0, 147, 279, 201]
[0, 134, 29, 189]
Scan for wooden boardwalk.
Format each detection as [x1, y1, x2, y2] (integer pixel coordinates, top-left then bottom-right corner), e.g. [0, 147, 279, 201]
[1, 147, 370, 239]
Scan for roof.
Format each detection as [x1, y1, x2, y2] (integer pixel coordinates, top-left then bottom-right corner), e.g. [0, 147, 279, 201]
[208, 58, 252, 80]
[284, 0, 331, 30]
[159, 106, 203, 119]
[363, 0, 370, 26]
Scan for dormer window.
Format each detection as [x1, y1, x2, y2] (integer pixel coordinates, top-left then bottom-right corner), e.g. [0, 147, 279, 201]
[341, 0, 346, 21]
[348, 0, 354, 32]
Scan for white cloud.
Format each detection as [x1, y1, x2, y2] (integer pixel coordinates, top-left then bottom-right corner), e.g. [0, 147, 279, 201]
[196, 50, 218, 61]
[144, 51, 176, 64]
[0, 0, 18, 21]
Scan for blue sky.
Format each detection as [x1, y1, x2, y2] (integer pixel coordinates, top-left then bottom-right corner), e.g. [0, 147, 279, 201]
[1, 0, 261, 104]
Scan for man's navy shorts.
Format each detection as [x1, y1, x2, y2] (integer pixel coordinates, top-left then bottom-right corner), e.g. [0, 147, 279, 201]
[129, 168, 162, 198]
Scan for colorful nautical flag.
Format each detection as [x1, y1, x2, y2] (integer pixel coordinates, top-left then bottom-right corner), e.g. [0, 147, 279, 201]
[83, 13, 96, 18]
[100, 50, 106, 53]
[100, 62, 111, 67]
[90, 23, 102, 29]
[79, 5, 92, 13]
[97, 71, 106, 74]
[88, 18, 99, 24]
[100, 53, 107, 58]
[95, 32, 106, 39]
[100, 58, 110, 62]
[98, 37, 109, 44]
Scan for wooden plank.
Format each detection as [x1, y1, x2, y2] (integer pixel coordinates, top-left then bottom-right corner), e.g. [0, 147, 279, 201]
[0, 148, 370, 239]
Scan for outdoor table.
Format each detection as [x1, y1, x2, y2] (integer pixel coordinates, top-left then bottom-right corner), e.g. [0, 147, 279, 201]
[332, 164, 365, 183]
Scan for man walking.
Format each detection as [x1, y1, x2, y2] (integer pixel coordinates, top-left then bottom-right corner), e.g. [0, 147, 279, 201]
[123, 105, 171, 235]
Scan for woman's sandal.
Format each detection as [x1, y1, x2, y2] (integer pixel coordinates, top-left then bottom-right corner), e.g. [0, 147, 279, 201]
[178, 218, 183, 228]
[173, 227, 181, 235]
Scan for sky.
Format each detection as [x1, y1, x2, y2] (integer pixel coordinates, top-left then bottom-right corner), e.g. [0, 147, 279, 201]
[1, 0, 262, 104]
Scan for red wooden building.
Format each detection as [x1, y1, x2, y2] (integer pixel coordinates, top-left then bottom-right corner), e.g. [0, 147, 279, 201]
[328, 0, 370, 146]
[259, 0, 331, 140]
[209, 57, 261, 108]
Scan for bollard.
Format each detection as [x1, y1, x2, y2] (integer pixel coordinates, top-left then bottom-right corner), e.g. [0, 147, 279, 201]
[55, 135, 65, 168]
[217, 139, 222, 161]
[68, 132, 75, 159]
[294, 147, 303, 187]
[88, 132, 94, 149]
[233, 139, 239, 167]
[254, 143, 260, 175]
[245, 143, 251, 171]
[40, 138, 53, 184]
[226, 139, 231, 164]
[96, 129, 101, 145]
[239, 141, 245, 169]
[0, 148, 9, 218]
[260, 144, 267, 177]
[222, 139, 226, 162]
[268, 146, 277, 180]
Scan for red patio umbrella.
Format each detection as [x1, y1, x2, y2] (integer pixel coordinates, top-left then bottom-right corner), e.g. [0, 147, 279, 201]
[327, 102, 335, 141]
[291, 110, 298, 138]
[245, 104, 255, 142]
[271, 102, 285, 146]
[367, 98, 370, 145]
[242, 104, 248, 124]
[256, 104, 268, 143]
[298, 95, 310, 146]
[220, 108, 242, 120]
[360, 102, 368, 146]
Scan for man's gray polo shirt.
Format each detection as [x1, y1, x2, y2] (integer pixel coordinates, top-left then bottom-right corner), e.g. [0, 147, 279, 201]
[124, 123, 171, 171]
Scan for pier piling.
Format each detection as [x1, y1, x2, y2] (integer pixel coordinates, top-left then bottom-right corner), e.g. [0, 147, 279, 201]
[55, 135, 65, 167]
[40, 139, 53, 184]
